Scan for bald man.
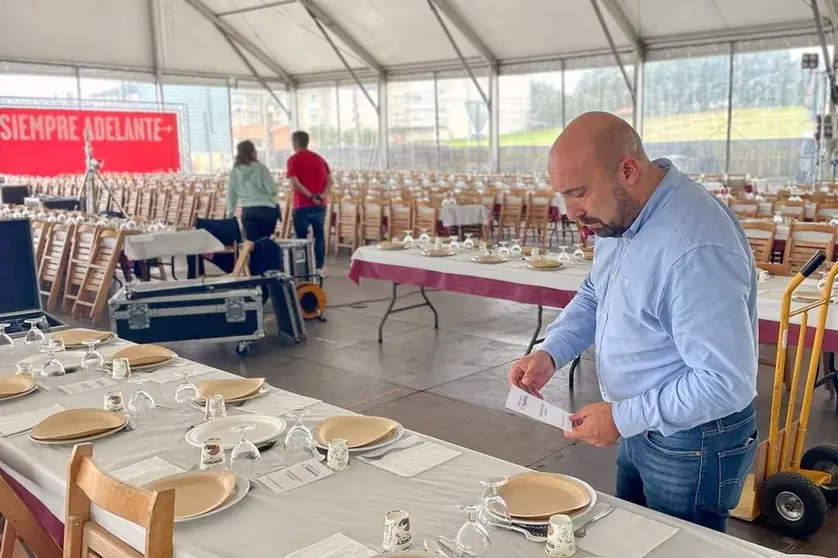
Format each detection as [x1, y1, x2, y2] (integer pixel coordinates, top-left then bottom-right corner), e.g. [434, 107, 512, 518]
[508, 112, 758, 532]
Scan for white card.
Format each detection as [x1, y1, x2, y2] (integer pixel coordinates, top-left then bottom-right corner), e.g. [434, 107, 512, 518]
[110, 457, 185, 486]
[0, 404, 65, 437]
[505, 386, 573, 431]
[258, 458, 334, 494]
[284, 533, 376, 558]
[59, 376, 118, 395]
[237, 390, 320, 416]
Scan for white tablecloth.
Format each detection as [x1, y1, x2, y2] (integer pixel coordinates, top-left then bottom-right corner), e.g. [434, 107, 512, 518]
[123, 229, 224, 260]
[439, 204, 489, 227]
[0, 339, 780, 557]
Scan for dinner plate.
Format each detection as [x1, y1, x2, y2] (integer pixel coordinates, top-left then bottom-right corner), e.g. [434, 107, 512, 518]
[175, 473, 250, 523]
[489, 473, 597, 526]
[0, 384, 39, 402]
[371, 553, 436, 557]
[471, 255, 507, 264]
[527, 260, 564, 271]
[104, 358, 176, 373]
[314, 422, 405, 453]
[500, 471, 591, 519]
[0, 375, 36, 398]
[314, 415, 400, 448]
[29, 421, 130, 446]
[378, 241, 410, 251]
[143, 471, 238, 520]
[31, 408, 127, 441]
[185, 415, 287, 450]
[52, 328, 116, 348]
[107, 344, 177, 367]
[198, 378, 265, 401]
[421, 249, 456, 257]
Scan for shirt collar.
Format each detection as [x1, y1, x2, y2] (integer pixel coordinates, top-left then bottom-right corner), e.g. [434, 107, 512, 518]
[624, 158, 679, 238]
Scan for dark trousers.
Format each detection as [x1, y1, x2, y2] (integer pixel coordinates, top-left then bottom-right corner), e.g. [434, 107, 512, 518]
[616, 402, 758, 533]
[241, 205, 280, 241]
[293, 205, 326, 269]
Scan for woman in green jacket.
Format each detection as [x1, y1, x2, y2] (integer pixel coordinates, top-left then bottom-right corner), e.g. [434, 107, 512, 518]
[226, 140, 279, 241]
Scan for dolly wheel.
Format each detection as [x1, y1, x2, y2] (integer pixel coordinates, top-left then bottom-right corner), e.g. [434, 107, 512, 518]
[761, 471, 828, 539]
[235, 341, 251, 357]
[801, 444, 838, 505]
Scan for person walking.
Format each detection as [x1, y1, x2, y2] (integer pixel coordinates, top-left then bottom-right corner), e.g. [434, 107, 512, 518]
[286, 130, 332, 274]
[225, 140, 279, 241]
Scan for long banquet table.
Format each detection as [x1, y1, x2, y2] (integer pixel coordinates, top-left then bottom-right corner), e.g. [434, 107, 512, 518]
[349, 245, 838, 352]
[0, 339, 787, 557]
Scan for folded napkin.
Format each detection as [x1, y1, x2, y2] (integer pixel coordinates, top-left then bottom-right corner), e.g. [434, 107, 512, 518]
[576, 507, 678, 558]
[284, 533, 376, 558]
[0, 404, 65, 437]
[237, 389, 320, 416]
[358, 435, 462, 477]
[110, 457, 185, 486]
[148, 364, 212, 384]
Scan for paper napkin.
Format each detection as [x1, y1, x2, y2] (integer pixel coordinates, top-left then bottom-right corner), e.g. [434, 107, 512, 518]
[237, 389, 320, 416]
[358, 435, 462, 477]
[284, 533, 376, 558]
[576, 507, 678, 558]
[110, 457, 185, 486]
[0, 404, 65, 437]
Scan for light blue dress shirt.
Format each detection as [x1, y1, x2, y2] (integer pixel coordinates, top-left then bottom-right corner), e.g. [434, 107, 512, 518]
[540, 159, 758, 438]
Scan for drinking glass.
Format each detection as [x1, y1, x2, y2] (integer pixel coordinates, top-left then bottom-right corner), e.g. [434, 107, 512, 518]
[283, 409, 316, 462]
[479, 476, 512, 535]
[509, 239, 522, 256]
[497, 241, 509, 256]
[39, 338, 65, 377]
[230, 424, 261, 475]
[572, 244, 586, 263]
[478, 240, 489, 256]
[111, 357, 132, 380]
[24, 318, 46, 349]
[557, 246, 571, 266]
[463, 233, 475, 250]
[15, 362, 34, 378]
[772, 212, 784, 225]
[455, 504, 492, 556]
[449, 237, 460, 253]
[174, 370, 200, 415]
[0, 323, 13, 359]
[80, 340, 105, 372]
[127, 377, 156, 424]
[402, 231, 414, 245]
[419, 229, 431, 243]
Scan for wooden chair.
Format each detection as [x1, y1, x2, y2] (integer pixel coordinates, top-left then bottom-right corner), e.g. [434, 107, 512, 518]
[38, 222, 75, 312]
[334, 197, 360, 254]
[165, 190, 183, 226]
[741, 221, 776, 264]
[772, 199, 805, 221]
[136, 190, 155, 221]
[729, 199, 759, 219]
[496, 193, 524, 241]
[64, 443, 174, 558]
[195, 192, 213, 220]
[210, 196, 227, 220]
[783, 223, 836, 274]
[97, 186, 113, 214]
[359, 199, 384, 245]
[521, 192, 552, 247]
[412, 200, 439, 238]
[323, 200, 333, 254]
[61, 224, 100, 313]
[123, 190, 140, 218]
[175, 191, 197, 230]
[31, 220, 53, 265]
[815, 202, 838, 222]
[388, 199, 413, 241]
[0, 473, 62, 558]
[71, 229, 125, 323]
[152, 189, 170, 223]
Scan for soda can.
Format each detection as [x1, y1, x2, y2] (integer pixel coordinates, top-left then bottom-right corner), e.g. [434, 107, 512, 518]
[104, 391, 124, 412]
[199, 437, 226, 471]
[326, 438, 350, 471]
[111, 357, 131, 380]
[382, 509, 413, 552]
[205, 394, 226, 421]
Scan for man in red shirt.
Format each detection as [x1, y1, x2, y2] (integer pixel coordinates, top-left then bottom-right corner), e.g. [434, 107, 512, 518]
[287, 130, 332, 273]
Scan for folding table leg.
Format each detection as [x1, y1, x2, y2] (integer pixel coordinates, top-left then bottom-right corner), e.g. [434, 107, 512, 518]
[378, 283, 440, 343]
[525, 305, 544, 355]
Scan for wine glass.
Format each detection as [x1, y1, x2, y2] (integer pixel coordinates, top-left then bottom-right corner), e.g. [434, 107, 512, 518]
[478, 240, 489, 256]
[80, 339, 105, 372]
[449, 236, 460, 253]
[772, 212, 784, 225]
[572, 244, 586, 263]
[173, 370, 200, 416]
[418, 229, 431, 243]
[557, 246, 571, 266]
[0, 323, 13, 358]
[230, 424, 261, 475]
[402, 231, 414, 246]
[509, 239, 522, 256]
[463, 233, 475, 250]
[39, 338, 65, 377]
[497, 241, 509, 256]
[455, 504, 492, 556]
[15, 361, 34, 378]
[127, 377, 156, 424]
[283, 409, 316, 462]
[24, 318, 46, 350]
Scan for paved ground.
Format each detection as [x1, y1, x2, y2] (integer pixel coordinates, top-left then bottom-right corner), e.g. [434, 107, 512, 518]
[73, 253, 838, 556]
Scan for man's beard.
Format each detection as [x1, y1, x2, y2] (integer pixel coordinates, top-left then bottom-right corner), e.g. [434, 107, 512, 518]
[580, 184, 642, 238]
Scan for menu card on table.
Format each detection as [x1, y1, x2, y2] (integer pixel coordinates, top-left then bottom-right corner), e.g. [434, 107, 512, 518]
[505, 386, 573, 431]
[258, 458, 334, 495]
[59, 377, 118, 395]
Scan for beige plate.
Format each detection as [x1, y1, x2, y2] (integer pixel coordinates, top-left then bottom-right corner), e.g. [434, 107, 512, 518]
[107, 344, 176, 367]
[421, 250, 455, 258]
[499, 472, 592, 519]
[0, 375, 36, 398]
[378, 241, 410, 251]
[0, 384, 39, 402]
[29, 421, 129, 446]
[52, 328, 115, 348]
[528, 260, 564, 270]
[314, 415, 400, 449]
[143, 471, 238, 520]
[198, 378, 265, 401]
[471, 255, 507, 264]
[31, 408, 128, 441]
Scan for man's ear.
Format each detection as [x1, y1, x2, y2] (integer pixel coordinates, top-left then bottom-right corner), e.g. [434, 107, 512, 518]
[620, 157, 641, 188]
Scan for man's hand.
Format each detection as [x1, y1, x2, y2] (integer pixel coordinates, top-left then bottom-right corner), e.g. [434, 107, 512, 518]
[507, 350, 557, 399]
[564, 402, 620, 447]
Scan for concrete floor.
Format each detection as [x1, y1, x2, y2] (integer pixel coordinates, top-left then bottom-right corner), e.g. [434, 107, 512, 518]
[83, 254, 838, 556]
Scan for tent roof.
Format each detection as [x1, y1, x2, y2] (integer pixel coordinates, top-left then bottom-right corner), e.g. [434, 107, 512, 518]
[0, 0, 832, 85]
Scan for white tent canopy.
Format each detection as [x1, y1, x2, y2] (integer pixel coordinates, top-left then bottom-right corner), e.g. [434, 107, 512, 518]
[0, 0, 833, 84]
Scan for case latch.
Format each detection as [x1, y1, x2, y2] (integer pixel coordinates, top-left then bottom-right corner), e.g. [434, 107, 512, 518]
[224, 297, 247, 323]
[127, 304, 151, 330]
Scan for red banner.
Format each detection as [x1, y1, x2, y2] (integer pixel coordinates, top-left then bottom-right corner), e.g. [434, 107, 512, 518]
[0, 107, 180, 176]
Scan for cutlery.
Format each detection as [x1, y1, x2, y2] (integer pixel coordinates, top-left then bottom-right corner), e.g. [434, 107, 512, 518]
[574, 505, 615, 538]
[438, 536, 476, 557]
[361, 440, 425, 461]
[423, 539, 448, 556]
[487, 520, 546, 542]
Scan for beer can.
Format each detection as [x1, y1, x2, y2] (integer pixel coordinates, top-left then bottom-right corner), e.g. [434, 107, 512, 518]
[104, 391, 124, 412]
[199, 437, 226, 471]
[326, 438, 350, 471]
[382, 509, 413, 552]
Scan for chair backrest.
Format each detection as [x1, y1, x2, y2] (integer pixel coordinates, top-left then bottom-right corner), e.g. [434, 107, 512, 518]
[412, 200, 438, 236]
[741, 221, 776, 264]
[784, 223, 836, 274]
[65, 443, 174, 558]
[815, 202, 838, 222]
[137, 191, 155, 220]
[165, 191, 183, 225]
[500, 193, 524, 224]
[31, 220, 53, 264]
[526, 192, 552, 223]
[124, 190, 140, 218]
[195, 192, 213, 220]
[388, 199, 413, 240]
[0, 471, 62, 558]
[176, 191, 197, 229]
[153, 190, 170, 222]
[729, 199, 759, 218]
[773, 199, 805, 219]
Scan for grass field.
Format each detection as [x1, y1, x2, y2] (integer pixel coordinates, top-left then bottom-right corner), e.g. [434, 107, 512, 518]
[446, 106, 813, 147]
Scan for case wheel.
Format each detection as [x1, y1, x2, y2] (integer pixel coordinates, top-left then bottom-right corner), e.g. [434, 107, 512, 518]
[761, 471, 828, 539]
[235, 341, 251, 356]
[801, 444, 838, 505]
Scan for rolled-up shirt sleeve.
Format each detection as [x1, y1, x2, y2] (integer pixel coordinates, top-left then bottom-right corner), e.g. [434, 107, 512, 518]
[539, 272, 598, 370]
[611, 246, 758, 438]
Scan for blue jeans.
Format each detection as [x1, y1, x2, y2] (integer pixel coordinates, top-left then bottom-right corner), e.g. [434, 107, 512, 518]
[292, 206, 326, 269]
[616, 403, 758, 532]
